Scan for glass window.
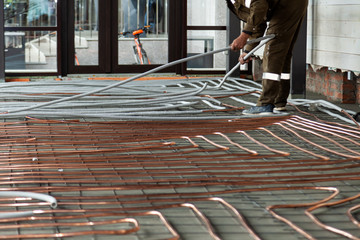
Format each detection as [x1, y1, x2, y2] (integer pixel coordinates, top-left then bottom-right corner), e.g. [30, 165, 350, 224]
[74, 0, 99, 66]
[5, 0, 57, 27]
[4, 0, 58, 73]
[187, 0, 226, 26]
[5, 31, 57, 72]
[187, 0, 227, 70]
[118, 0, 168, 65]
[187, 30, 226, 70]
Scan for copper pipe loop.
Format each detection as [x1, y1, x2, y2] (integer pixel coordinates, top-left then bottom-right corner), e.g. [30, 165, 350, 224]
[0, 114, 359, 239]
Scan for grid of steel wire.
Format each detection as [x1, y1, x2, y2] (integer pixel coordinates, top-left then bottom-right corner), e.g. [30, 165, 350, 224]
[0, 77, 359, 239]
[0, 113, 358, 239]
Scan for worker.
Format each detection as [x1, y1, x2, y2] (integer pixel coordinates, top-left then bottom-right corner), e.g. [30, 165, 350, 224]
[228, 0, 308, 115]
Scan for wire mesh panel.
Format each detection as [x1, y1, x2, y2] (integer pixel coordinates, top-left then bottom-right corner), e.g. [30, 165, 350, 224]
[0, 77, 359, 239]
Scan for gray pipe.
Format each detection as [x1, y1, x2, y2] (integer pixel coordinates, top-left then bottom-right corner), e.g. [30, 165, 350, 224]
[215, 34, 275, 88]
[5, 47, 231, 114]
[0, 191, 57, 220]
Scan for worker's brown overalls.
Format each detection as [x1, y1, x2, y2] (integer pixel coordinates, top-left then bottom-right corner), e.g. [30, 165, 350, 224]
[231, 0, 308, 108]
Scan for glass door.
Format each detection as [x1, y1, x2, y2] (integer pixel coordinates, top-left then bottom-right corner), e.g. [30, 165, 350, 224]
[68, 0, 170, 74]
[74, 0, 99, 66]
[68, 0, 109, 73]
[114, 0, 169, 73]
[117, 0, 168, 65]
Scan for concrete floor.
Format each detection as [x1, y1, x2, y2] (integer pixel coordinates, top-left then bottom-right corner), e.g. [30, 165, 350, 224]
[0, 76, 359, 239]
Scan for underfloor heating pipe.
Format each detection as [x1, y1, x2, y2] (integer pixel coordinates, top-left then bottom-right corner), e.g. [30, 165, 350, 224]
[3, 35, 276, 115]
[4, 47, 232, 114]
[215, 35, 275, 89]
[0, 191, 57, 219]
[220, 77, 359, 125]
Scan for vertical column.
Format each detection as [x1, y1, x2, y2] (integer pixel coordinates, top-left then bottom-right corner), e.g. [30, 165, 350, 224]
[0, 0, 5, 82]
[226, 9, 241, 76]
[291, 14, 307, 96]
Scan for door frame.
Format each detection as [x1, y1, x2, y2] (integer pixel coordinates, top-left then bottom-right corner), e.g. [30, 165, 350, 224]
[65, 0, 183, 75]
[66, 0, 110, 74]
[110, 0, 183, 74]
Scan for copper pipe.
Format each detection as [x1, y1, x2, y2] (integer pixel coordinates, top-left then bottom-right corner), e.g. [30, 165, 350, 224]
[289, 104, 360, 131]
[348, 204, 360, 226]
[236, 130, 290, 156]
[276, 122, 358, 159]
[341, 109, 360, 129]
[0, 211, 179, 240]
[286, 119, 360, 154]
[292, 116, 360, 137]
[180, 203, 221, 240]
[0, 217, 139, 239]
[195, 135, 230, 150]
[213, 132, 258, 155]
[305, 194, 360, 240]
[0, 116, 358, 240]
[209, 197, 262, 240]
[1, 166, 360, 192]
[181, 136, 199, 147]
[1, 188, 341, 239]
[266, 187, 339, 240]
[258, 127, 329, 160]
[282, 121, 360, 158]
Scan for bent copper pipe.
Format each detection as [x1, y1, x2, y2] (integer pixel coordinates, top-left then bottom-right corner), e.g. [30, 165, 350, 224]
[276, 122, 358, 159]
[0, 116, 359, 240]
[258, 127, 329, 160]
[291, 116, 360, 138]
[283, 120, 360, 157]
[0, 211, 179, 240]
[305, 194, 360, 240]
[348, 204, 360, 226]
[236, 130, 290, 156]
[267, 187, 339, 240]
[0, 218, 139, 239]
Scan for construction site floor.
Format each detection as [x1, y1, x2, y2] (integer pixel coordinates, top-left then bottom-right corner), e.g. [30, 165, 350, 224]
[0, 76, 359, 240]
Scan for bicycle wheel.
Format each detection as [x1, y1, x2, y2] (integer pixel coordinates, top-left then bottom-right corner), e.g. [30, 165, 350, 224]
[132, 46, 142, 64]
[132, 45, 150, 64]
[140, 48, 151, 64]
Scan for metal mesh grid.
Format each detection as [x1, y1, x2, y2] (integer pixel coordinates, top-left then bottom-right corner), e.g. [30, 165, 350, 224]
[0, 77, 359, 239]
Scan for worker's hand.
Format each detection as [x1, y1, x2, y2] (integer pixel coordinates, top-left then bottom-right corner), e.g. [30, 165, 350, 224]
[231, 32, 251, 51]
[239, 52, 251, 64]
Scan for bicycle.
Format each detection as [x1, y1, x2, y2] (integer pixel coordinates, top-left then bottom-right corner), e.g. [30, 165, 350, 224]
[119, 26, 151, 65]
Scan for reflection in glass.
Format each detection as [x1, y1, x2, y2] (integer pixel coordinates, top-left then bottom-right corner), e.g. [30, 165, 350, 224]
[187, 30, 226, 70]
[187, 0, 227, 70]
[187, 0, 226, 26]
[5, 31, 57, 72]
[74, 0, 99, 66]
[4, 0, 57, 27]
[118, 0, 168, 65]
[4, 1, 58, 72]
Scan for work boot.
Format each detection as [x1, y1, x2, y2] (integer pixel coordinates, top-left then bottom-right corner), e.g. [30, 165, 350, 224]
[242, 104, 274, 115]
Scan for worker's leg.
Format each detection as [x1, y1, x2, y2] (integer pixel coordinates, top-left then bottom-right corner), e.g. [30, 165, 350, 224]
[274, 11, 307, 110]
[257, 0, 308, 107]
[274, 78, 290, 110]
[274, 52, 291, 109]
[257, 77, 280, 107]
